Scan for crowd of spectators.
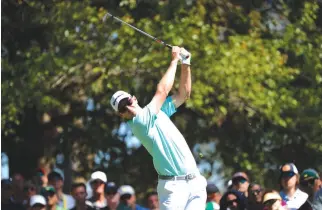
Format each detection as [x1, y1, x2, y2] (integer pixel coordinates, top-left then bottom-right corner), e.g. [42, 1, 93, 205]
[2, 163, 321, 210]
[206, 163, 322, 210]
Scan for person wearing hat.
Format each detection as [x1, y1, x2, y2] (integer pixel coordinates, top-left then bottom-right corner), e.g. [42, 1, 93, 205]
[117, 185, 148, 210]
[262, 190, 287, 210]
[105, 182, 120, 210]
[300, 169, 322, 210]
[47, 170, 75, 209]
[231, 172, 250, 197]
[41, 185, 68, 210]
[279, 163, 308, 209]
[110, 47, 207, 210]
[29, 195, 47, 210]
[205, 183, 221, 210]
[88, 171, 108, 209]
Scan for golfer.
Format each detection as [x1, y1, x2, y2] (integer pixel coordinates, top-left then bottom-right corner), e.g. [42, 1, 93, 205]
[110, 46, 206, 209]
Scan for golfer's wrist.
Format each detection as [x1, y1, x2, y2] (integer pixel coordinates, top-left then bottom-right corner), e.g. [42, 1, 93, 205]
[171, 59, 179, 65]
[181, 64, 190, 68]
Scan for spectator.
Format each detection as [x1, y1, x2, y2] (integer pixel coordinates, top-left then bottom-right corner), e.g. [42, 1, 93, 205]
[279, 163, 308, 209]
[1, 179, 26, 210]
[219, 189, 248, 210]
[117, 185, 148, 210]
[48, 170, 75, 209]
[105, 182, 120, 210]
[70, 183, 96, 210]
[145, 191, 159, 210]
[205, 183, 221, 210]
[40, 185, 68, 210]
[34, 168, 48, 188]
[29, 195, 47, 210]
[248, 183, 264, 210]
[88, 171, 108, 209]
[262, 190, 287, 210]
[231, 172, 250, 197]
[300, 169, 322, 210]
[22, 180, 37, 207]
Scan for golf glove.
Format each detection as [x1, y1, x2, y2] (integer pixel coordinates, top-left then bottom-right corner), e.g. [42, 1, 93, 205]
[180, 48, 191, 65]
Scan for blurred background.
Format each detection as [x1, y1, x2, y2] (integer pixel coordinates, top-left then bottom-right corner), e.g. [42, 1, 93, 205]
[1, 0, 322, 205]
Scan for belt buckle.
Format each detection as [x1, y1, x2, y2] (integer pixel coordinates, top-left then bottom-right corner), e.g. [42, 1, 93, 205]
[185, 174, 194, 180]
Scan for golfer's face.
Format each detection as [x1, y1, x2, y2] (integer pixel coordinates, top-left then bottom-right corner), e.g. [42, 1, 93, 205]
[118, 96, 138, 118]
[127, 96, 137, 107]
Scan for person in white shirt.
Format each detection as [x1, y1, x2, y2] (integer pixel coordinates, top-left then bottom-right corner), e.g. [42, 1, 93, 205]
[279, 163, 308, 210]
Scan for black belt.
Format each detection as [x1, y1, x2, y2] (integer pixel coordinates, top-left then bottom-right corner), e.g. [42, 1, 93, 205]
[158, 173, 197, 181]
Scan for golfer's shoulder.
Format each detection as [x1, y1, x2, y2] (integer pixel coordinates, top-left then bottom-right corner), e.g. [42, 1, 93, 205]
[131, 105, 156, 125]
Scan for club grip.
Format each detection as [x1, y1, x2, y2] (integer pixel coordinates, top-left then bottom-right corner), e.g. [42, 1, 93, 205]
[165, 44, 173, 49]
[167, 44, 189, 59]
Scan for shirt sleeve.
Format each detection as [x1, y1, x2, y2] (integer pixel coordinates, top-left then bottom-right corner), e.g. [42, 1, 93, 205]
[160, 96, 177, 117]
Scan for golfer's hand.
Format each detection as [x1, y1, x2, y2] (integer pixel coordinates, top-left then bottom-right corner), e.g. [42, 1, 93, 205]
[172, 46, 181, 62]
[180, 48, 191, 65]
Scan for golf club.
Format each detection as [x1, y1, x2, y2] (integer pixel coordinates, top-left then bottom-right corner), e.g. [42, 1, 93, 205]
[103, 12, 189, 59]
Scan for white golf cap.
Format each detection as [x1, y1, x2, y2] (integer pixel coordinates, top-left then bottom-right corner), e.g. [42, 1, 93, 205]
[118, 185, 135, 196]
[110, 90, 131, 112]
[263, 191, 282, 203]
[30, 195, 46, 206]
[90, 171, 107, 183]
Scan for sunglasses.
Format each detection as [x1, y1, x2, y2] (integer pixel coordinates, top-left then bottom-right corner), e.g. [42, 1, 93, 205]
[43, 191, 56, 197]
[233, 178, 248, 184]
[263, 199, 278, 206]
[120, 194, 132, 200]
[227, 199, 238, 206]
[32, 204, 45, 208]
[92, 180, 104, 185]
[300, 179, 316, 187]
[106, 189, 118, 195]
[281, 172, 295, 178]
[117, 97, 133, 113]
[251, 189, 262, 195]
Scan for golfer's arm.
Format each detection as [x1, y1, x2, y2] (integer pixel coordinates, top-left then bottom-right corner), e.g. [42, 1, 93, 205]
[172, 64, 191, 108]
[151, 60, 179, 113]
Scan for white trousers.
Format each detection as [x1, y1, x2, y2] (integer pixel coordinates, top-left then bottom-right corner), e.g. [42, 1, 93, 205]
[157, 175, 207, 210]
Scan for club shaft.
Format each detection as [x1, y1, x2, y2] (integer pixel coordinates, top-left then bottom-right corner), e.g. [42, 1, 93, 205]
[103, 12, 172, 49]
